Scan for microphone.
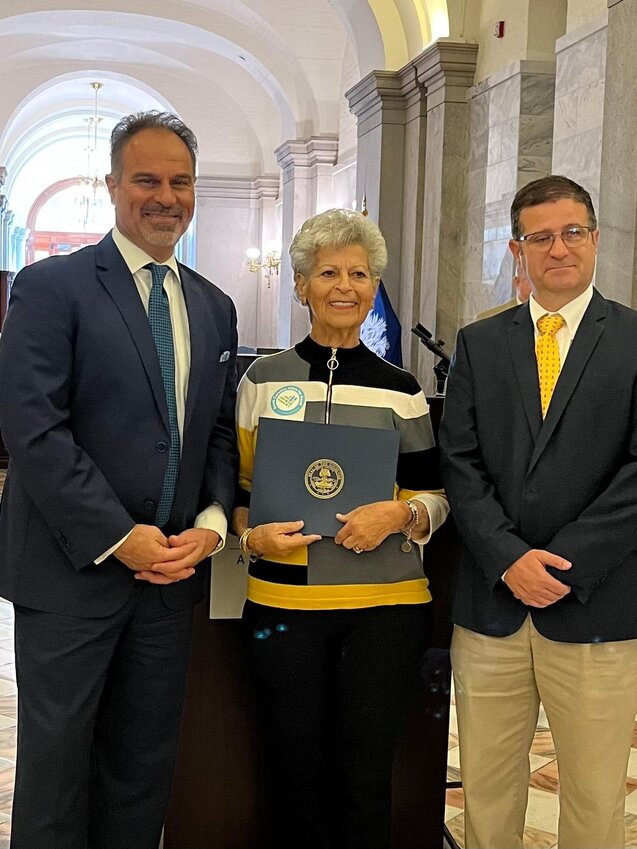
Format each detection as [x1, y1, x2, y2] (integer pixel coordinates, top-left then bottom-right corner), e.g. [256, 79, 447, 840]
[411, 323, 450, 395]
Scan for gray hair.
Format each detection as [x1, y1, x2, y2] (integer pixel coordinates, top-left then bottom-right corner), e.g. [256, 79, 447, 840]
[110, 111, 198, 177]
[289, 209, 388, 278]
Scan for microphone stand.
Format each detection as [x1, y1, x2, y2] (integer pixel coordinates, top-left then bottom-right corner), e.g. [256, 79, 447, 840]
[411, 323, 460, 849]
[411, 323, 450, 395]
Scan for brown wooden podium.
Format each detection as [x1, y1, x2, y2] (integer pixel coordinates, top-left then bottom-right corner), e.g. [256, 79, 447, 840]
[164, 397, 457, 849]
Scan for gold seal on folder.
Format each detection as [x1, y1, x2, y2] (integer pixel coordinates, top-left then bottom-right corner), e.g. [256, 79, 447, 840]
[305, 459, 345, 499]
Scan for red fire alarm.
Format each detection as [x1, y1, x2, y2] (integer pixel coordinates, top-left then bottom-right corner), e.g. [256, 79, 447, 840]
[493, 20, 505, 38]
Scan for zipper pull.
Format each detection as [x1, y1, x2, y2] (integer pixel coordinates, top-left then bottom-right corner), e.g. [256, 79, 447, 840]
[325, 348, 339, 424]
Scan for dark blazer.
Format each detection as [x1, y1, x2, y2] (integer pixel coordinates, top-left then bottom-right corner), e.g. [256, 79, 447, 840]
[439, 289, 637, 643]
[0, 232, 238, 616]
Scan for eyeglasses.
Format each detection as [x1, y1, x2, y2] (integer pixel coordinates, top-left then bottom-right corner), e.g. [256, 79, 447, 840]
[516, 226, 593, 250]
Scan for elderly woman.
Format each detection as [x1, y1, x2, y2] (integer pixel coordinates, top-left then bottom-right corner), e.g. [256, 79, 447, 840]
[233, 208, 448, 849]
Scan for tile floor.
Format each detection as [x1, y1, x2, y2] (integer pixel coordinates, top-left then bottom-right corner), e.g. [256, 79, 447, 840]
[444, 693, 637, 848]
[0, 595, 15, 849]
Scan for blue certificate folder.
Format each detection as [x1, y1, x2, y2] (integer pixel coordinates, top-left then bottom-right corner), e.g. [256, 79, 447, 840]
[249, 418, 400, 537]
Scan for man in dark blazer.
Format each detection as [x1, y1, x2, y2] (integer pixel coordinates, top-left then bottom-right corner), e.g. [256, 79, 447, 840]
[439, 175, 637, 849]
[0, 112, 238, 849]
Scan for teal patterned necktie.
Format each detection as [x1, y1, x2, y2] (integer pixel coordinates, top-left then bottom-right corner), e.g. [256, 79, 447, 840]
[146, 263, 180, 526]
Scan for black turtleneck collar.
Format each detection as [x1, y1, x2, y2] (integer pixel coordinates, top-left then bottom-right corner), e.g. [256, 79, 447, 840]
[295, 334, 372, 367]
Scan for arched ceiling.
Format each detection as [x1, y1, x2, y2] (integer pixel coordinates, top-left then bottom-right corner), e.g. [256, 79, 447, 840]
[0, 0, 453, 219]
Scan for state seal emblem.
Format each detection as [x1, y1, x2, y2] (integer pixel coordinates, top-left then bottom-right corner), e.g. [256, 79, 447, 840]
[305, 459, 345, 499]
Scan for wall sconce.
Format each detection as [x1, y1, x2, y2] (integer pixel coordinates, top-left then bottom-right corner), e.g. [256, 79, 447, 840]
[246, 243, 281, 288]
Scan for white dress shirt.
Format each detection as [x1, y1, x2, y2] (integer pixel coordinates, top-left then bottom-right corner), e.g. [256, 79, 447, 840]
[96, 228, 227, 562]
[528, 284, 594, 370]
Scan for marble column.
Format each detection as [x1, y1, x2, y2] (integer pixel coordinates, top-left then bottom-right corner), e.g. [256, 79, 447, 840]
[194, 175, 279, 349]
[4, 211, 14, 272]
[13, 227, 29, 272]
[597, 0, 637, 306]
[395, 65, 428, 371]
[0, 168, 7, 271]
[346, 71, 407, 311]
[274, 136, 339, 347]
[0, 195, 8, 271]
[253, 177, 282, 350]
[415, 40, 478, 391]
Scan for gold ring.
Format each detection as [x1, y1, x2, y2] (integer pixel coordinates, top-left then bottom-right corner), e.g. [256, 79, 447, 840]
[353, 545, 363, 555]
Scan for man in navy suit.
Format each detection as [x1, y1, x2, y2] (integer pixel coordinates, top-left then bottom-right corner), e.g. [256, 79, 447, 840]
[0, 112, 238, 849]
[440, 176, 637, 848]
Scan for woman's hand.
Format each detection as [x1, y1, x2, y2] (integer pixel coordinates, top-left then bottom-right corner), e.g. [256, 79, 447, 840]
[232, 506, 321, 559]
[246, 521, 322, 559]
[334, 500, 412, 552]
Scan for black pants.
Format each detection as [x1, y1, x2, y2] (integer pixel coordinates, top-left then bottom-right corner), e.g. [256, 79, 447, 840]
[11, 583, 193, 849]
[243, 601, 432, 849]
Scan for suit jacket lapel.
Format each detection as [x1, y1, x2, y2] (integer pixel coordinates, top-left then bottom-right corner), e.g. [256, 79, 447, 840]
[181, 266, 221, 434]
[527, 289, 607, 474]
[95, 234, 170, 430]
[507, 307, 542, 443]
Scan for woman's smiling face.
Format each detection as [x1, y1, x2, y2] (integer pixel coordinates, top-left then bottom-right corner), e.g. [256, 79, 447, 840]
[295, 244, 378, 348]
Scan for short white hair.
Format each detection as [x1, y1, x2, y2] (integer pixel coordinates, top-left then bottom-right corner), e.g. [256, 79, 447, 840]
[289, 209, 388, 278]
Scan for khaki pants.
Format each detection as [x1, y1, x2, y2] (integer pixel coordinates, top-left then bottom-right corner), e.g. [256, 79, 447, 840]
[451, 617, 637, 849]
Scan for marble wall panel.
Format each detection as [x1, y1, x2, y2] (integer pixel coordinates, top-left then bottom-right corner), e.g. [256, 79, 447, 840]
[484, 201, 513, 234]
[463, 242, 484, 284]
[485, 158, 518, 205]
[482, 238, 509, 283]
[499, 118, 520, 162]
[520, 74, 557, 116]
[552, 21, 606, 197]
[519, 115, 554, 158]
[488, 76, 521, 124]
[518, 156, 553, 188]
[469, 91, 489, 135]
[554, 80, 605, 142]
[469, 129, 489, 171]
[459, 63, 556, 328]
[553, 127, 602, 208]
[465, 204, 486, 246]
[555, 23, 607, 93]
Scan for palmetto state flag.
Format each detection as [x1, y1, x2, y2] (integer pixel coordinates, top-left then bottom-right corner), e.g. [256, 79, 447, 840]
[361, 280, 403, 367]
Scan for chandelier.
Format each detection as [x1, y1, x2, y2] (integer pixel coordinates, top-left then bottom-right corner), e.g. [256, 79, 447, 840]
[76, 81, 107, 229]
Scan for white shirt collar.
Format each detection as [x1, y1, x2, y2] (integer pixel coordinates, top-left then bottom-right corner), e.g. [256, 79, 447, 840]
[528, 284, 594, 337]
[111, 226, 180, 279]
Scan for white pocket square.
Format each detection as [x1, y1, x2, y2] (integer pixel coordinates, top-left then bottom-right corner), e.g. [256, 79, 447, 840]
[219, 350, 230, 362]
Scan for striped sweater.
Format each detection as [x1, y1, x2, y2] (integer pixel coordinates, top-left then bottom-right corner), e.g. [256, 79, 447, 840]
[236, 335, 447, 610]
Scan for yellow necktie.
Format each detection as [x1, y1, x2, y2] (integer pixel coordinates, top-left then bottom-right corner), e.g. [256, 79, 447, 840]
[536, 313, 565, 417]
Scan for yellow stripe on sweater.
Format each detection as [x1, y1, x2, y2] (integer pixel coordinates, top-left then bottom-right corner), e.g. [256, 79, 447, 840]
[247, 576, 431, 609]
